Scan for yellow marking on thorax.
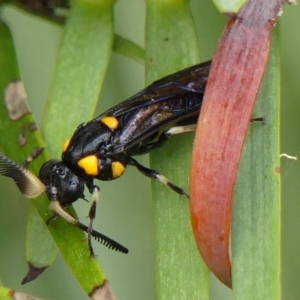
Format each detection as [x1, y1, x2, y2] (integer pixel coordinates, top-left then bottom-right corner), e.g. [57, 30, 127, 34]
[112, 161, 125, 178]
[78, 155, 99, 176]
[101, 116, 119, 130]
[62, 139, 71, 152]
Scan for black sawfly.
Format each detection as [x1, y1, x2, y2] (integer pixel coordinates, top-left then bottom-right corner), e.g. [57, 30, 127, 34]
[0, 60, 211, 256]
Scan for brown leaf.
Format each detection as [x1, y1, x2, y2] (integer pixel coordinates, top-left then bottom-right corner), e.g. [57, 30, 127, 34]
[190, 0, 286, 288]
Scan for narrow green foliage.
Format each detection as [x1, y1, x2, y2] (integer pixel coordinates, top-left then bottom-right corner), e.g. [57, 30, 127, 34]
[0, 19, 58, 294]
[0, 286, 45, 300]
[0, 3, 116, 297]
[0, 25, 58, 277]
[41, 0, 115, 157]
[26, 205, 58, 268]
[145, 0, 199, 80]
[38, 0, 117, 294]
[232, 30, 281, 299]
[0, 287, 11, 300]
[113, 35, 145, 65]
[145, 1, 210, 299]
[212, 0, 247, 13]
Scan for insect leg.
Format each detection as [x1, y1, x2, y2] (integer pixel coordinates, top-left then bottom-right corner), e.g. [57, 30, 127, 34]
[128, 158, 189, 198]
[85, 182, 100, 256]
[45, 214, 58, 225]
[49, 199, 97, 256]
[165, 124, 196, 135]
[250, 117, 265, 123]
[135, 124, 197, 155]
[48, 199, 128, 254]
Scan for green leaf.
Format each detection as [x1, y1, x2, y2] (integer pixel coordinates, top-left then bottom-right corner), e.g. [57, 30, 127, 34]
[145, 0, 210, 299]
[39, 0, 117, 296]
[22, 204, 58, 284]
[0, 25, 58, 282]
[212, 0, 247, 13]
[2, 2, 146, 65]
[232, 29, 281, 298]
[26, 205, 58, 268]
[0, 17, 59, 292]
[0, 286, 45, 300]
[41, 0, 115, 157]
[0, 2, 118, 297]
[112, 35, 145, 64]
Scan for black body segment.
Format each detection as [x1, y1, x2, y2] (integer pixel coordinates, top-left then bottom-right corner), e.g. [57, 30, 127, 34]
[0, 60, 211, 255]
[62, 60, 210, 180]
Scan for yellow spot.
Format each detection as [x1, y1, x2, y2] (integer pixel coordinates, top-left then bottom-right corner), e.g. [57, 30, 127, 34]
[112, 161, 125, 178]
[101, 116, 119, 130]
[62, 139, 71, 152]
[78, 155, 99, 176]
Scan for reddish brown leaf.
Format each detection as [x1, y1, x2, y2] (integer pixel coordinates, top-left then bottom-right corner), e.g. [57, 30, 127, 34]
[190, 0, 286, 288]
[22, 262, 48, 284]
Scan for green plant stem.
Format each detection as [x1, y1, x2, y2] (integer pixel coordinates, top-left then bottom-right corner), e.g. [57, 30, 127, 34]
[232, 29, 281, 299]
[145, 1, 210, 299]
[41, 0, 115, 157]
[0, 1, 118, 297]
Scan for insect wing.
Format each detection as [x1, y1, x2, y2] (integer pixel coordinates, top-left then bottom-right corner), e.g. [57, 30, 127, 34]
[104, 61, 211, 154]
[103, 60, 211, 118]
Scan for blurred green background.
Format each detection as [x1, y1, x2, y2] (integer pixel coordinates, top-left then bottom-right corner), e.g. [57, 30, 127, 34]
[0, 1, 299, 299]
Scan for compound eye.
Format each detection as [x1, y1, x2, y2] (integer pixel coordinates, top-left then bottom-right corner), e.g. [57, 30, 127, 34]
[54, 165, 66, 178]
[77, 155, 99, 176]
